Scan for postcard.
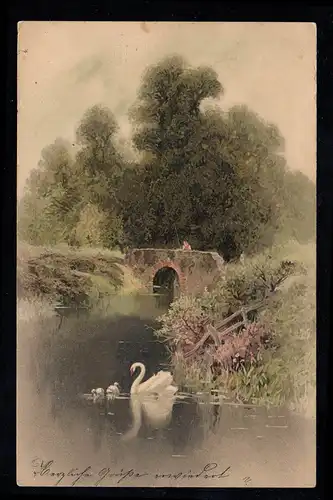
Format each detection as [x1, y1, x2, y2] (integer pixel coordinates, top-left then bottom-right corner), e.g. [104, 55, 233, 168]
[17, 21, 316, 487]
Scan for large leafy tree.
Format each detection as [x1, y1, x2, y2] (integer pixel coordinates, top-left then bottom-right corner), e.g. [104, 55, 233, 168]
[121, 55, 227, 249]
[19, 57, 315, 256]
[120, 55, 294, 259]
[18, 138, 81, 245]
[75, 105, 123, 208]
[18, 106, 126, 249]
[73, 105, 125, 248]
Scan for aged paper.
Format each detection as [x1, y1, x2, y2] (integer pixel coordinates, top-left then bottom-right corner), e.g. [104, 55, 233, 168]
[17, 21, 316, 487]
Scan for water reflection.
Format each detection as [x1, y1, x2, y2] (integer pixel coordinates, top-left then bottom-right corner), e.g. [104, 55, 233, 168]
[123, 391, 176, 441]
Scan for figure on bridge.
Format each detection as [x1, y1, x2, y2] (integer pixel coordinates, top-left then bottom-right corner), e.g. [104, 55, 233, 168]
[182, 240, 192, 251]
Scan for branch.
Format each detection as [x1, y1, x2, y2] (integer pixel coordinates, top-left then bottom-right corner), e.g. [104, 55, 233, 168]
[218, 320, 244, 338]
[213, 299, 268, 331]
[181, 295, 274, 360]
[206, 324, 222, 346]
[181, 315, 204, 339]
[183, 329, 211, 358]
[184, 319, 246, 360]
[214, 309, 244, 330]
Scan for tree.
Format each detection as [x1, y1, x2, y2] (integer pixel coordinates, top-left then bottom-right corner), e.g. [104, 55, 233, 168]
[205, 105, 286, 257]
[18, 106, 127, 250]
[75, 105, 123, 210]
[129, 55, 222, 168]
[120, 55, 292, 259]
[18, 138, 81, 245]
[19, 58, 315, 257]
[121, 55, 226, 248]
[73, 105, 126, 248]
[276, 170, 315, 244]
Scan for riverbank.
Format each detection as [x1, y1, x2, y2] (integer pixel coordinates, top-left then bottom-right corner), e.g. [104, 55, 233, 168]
[17, 241, 145, 307]
[156, 241, 316, 419]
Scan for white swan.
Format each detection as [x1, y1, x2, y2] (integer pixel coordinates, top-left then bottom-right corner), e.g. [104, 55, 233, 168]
[91, 387, 105, 403]
[140, 392, 175, 428]
[129, 362, 178, 396]
[122, 363, 177, 441]
[122, 391, 176, 441]
[106, 382, 120, 399]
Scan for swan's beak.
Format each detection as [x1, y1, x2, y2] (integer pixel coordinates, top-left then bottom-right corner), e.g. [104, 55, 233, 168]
[130, 366, 133, 375]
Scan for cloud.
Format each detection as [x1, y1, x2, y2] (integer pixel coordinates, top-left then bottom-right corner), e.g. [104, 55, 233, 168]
[71, 56, 105, 85]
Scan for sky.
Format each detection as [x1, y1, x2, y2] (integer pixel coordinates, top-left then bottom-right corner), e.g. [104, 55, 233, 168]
[17, 21, 316, 197]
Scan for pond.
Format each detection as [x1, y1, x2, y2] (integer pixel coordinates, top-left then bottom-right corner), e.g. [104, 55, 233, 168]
[17, 296, 316, 487]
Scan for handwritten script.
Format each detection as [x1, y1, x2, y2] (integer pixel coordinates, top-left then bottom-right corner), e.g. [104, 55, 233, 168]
[31, 458, 231, 486]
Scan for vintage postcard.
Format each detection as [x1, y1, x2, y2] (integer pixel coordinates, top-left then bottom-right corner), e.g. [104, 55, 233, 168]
[17, 21, 316, 487]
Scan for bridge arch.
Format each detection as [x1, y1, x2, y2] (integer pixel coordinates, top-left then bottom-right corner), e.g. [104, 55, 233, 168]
[124, 249, 224, 297]
[152, 260, 186, 301]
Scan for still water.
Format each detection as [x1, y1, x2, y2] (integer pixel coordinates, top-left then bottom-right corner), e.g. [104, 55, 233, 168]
[17, 298, 316, 487]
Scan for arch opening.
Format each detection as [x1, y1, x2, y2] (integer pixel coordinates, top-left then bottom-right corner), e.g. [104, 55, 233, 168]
[153, 267, 180, 306]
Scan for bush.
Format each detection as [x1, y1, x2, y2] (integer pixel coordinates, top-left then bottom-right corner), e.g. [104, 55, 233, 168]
[156, 244, 315, 414]
[17, 243, 124, 307]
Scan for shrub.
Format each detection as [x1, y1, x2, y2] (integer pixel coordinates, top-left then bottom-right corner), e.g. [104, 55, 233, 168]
[17, 244, 124, 306]
[156, 246, 315, 414]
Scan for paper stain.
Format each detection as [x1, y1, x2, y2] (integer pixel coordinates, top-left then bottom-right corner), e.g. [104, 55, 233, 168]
[140, 22, 150, 34]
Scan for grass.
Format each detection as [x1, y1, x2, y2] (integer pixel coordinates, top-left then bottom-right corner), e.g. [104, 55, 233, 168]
[17, 297, 56, 325]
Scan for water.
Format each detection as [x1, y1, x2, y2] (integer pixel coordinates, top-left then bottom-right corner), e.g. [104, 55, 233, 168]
[17, 298, 316, 487]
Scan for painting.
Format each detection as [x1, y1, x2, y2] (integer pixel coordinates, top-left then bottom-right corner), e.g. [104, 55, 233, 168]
[17, 21, 316, 487]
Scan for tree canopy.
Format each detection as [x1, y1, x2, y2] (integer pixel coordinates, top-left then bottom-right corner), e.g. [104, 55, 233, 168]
[18, 55, 315, 259]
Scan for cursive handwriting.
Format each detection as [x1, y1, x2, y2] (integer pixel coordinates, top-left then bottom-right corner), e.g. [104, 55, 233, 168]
[95, 467, 149, 486]
[154, 463, 231, 481]
[31, 458, 231, 486]
[32, 459, 93, 486]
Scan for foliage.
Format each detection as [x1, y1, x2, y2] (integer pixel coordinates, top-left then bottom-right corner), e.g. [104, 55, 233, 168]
[18, 107, 125, 250]
[17, 138, 81, 245]
[156, 245, 315, 414]
[275, 170, 316, 244]
[17, 244, 124, 306]
[259, 259, 315, 413]
[70, 203, 107, 247]
[119, 56, 315, 259]
[18, 55, 315, 259]
[68, 202, 124, 249]
[156, 294, 214, 350]
[210, 254, 306, 312]
[211, 322, 271, 371]
[75, 105, 123, 207]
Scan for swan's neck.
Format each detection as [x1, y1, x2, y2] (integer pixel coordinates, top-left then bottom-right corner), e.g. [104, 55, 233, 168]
[131, 363, 146, 393]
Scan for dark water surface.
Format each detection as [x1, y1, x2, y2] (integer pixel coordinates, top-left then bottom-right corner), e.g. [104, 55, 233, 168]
[17, 298, 316, 487]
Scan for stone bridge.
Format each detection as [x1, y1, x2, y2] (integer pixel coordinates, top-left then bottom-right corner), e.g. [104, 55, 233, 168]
[124, 248, 225, 298]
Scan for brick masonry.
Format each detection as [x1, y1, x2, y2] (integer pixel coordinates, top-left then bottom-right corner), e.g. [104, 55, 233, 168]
[124, 248, 224, 295]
